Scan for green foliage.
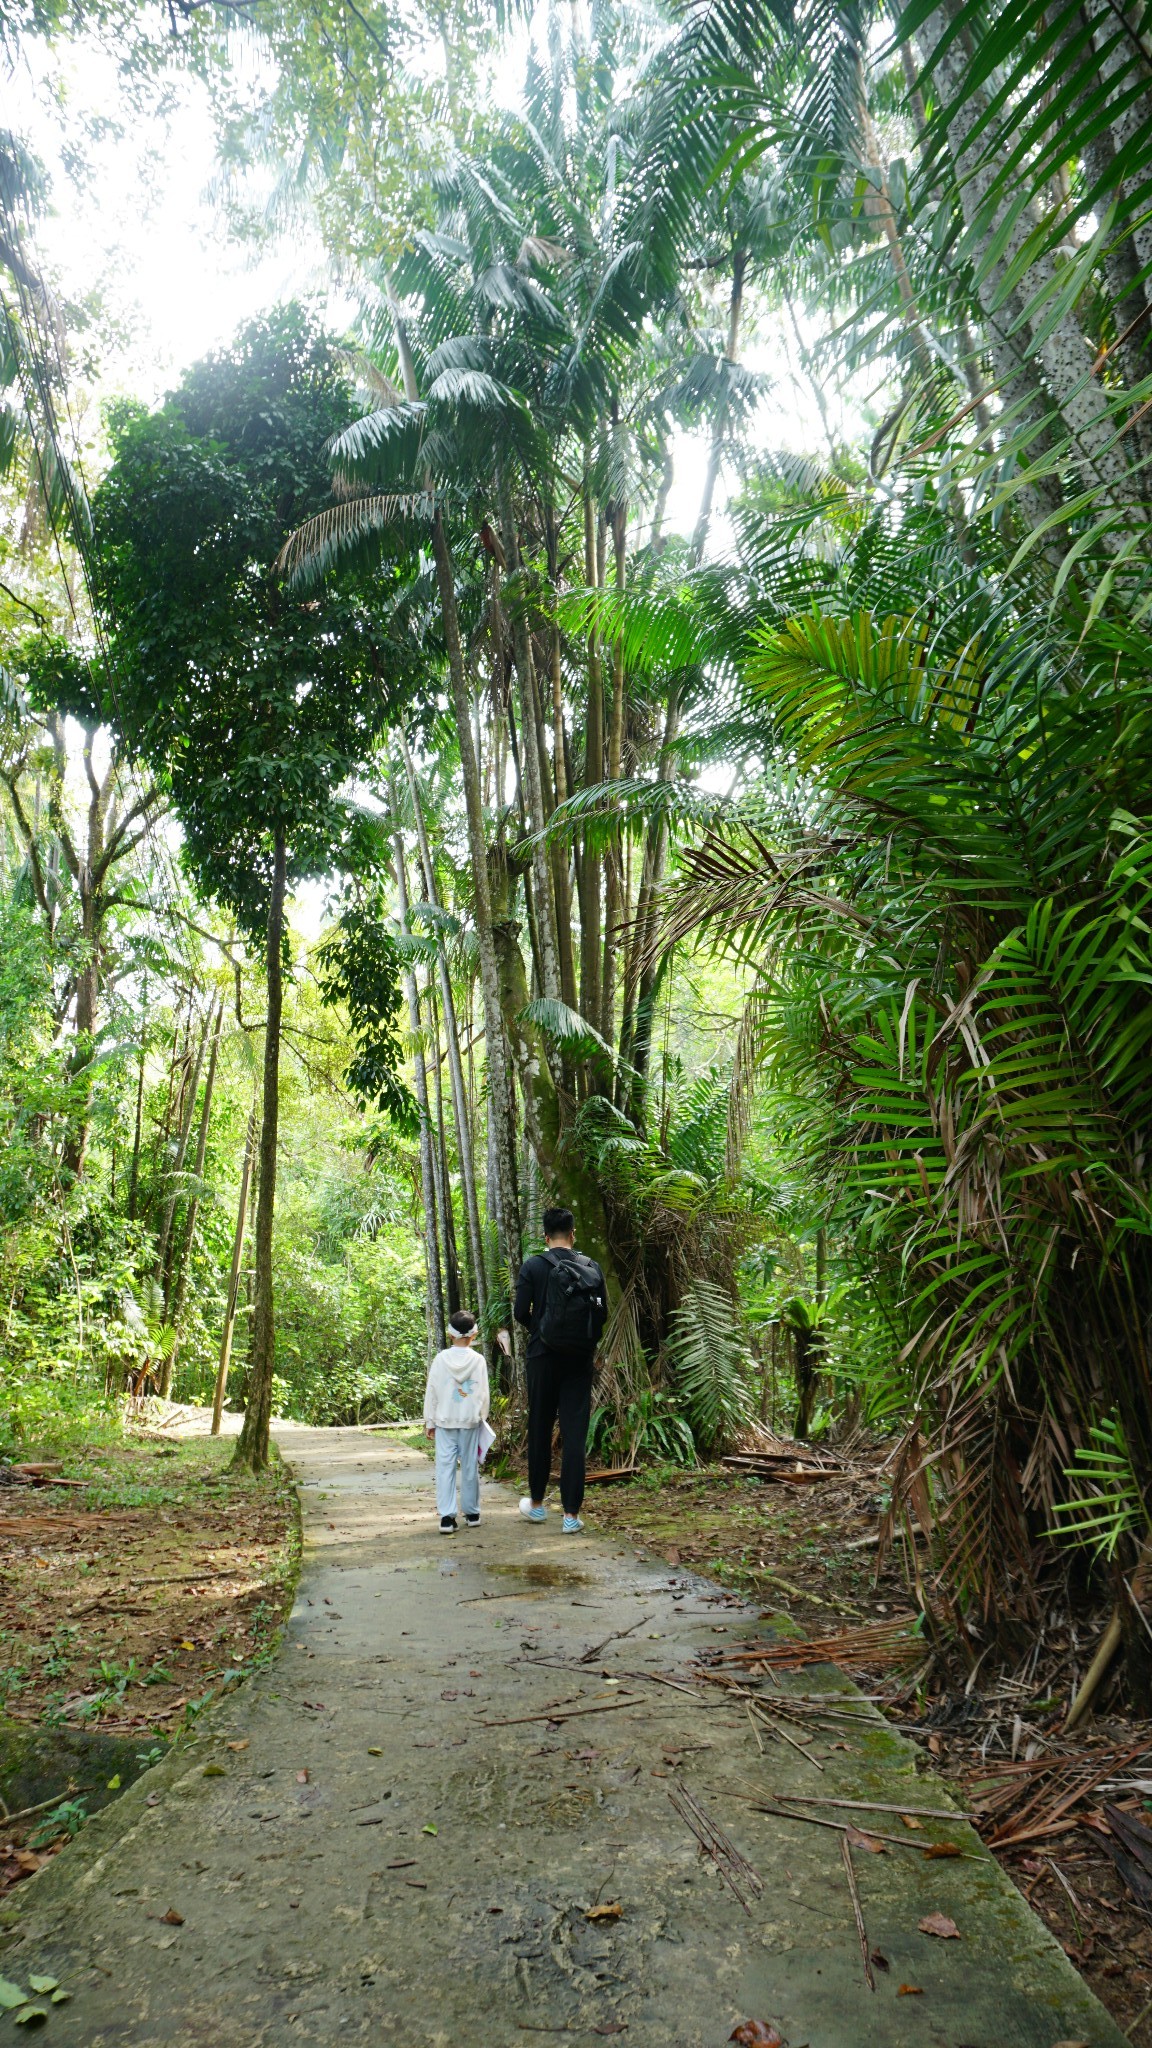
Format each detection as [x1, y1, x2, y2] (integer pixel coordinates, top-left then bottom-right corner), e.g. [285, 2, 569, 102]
[93, 307, 411, 936]
[1052, 1417, 1149, 1562]
[659, 566, 1152, 1600]
[316, 894, 418, 1133]
[270, 1229, 426, 1425]
[29, 1797, 86, 1848]
[590, 1387, 698, 1469]
[665, 1277, 754, 1456]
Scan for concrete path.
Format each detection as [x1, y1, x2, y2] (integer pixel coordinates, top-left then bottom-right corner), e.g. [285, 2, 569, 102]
[4, 1427, 1127, 2047]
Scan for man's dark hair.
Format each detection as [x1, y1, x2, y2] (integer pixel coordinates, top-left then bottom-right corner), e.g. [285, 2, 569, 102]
[543, 1206, 575, 1238]
[448, 1309, 478, 1335]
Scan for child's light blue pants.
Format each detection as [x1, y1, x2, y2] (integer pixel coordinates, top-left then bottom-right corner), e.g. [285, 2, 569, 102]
[434, 1425, 481, 1519]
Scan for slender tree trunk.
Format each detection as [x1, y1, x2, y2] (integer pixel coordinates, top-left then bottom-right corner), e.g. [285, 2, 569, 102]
[127, 974, 148, 1223]
[397, 731, 488, 1321]
[430, 505, 522, 1281]
[391, 784, 446, 1352]
[212, 1084, 258, 1435]
[497, 479, 562, 1007]
[427, 987, 461, 1316]
[547, 617, 579, 1011]
[161, 995, 224, 1397]
[691, 249, 747, 564]
[620, 686, 681, 1111]
[155, 1001, 213, 1288]
[234, 827, 287, 1473]
[600, 502, 628, 1043]
[579, 484, 604, 1036]
[55, 721, 110, 1180]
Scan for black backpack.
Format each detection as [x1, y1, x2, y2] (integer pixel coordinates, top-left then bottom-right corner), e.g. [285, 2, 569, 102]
[537, 1249, 608, 1358]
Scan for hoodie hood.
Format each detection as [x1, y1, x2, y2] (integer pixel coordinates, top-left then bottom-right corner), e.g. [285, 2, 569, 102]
[444, 1344, 482, 1382]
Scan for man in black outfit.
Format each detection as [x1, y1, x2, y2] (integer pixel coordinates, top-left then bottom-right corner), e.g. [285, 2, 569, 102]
[514, 1206, 607, 1534]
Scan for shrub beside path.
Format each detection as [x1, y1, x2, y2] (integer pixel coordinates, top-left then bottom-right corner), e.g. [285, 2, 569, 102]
[1, 1426, 1128, 2046]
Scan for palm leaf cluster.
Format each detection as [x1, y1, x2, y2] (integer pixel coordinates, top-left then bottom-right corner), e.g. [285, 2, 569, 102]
[666, 1275, 755, 1455]
[658, 553, 1152, 1618]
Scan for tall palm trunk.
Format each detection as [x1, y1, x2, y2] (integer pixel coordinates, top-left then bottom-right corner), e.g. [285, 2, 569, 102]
[691, 249, 747, 563]
[426, 987, 461, 1315]
[392, 792, 446, 1353]
[389, 283, 521, 1288]
[155, 999, 213, 1288]
[547, 617, 579, 1011]
[430, 505, 522, 1283]
[497, 479, 562, 1007]
[619, 687, 681, 1110]
[235, 826, 286, 1473]
[600, 502, 627, 1043]
[397, 730, 488, 1321]
[161, 994, 225, 1395]
[579, 484, 604, 1037]
[212, 1083, 258, 1435]
[127, 973, 148, 1222]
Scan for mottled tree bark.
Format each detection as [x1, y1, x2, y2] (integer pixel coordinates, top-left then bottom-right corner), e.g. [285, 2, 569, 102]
[234, 826, 286, 1474]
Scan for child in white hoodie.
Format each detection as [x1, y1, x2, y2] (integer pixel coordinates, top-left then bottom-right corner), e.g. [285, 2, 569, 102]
[423, 1309, 491, 1533]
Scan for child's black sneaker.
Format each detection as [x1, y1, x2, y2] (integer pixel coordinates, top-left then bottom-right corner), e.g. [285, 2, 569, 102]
[439, 1515, 457, 1534]
[464, 1512, 481, 1527]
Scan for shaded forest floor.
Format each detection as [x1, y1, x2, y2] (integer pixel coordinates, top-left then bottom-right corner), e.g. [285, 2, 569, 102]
[584, 1457, 1152, 2043]
[0, 1424, 298, 1908]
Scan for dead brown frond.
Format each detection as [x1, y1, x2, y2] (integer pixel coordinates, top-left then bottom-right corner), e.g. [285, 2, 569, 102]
[275, 492, 433, 582]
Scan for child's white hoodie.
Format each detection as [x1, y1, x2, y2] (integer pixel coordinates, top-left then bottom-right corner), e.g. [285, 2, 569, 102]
[423, 1345, 490, 1430]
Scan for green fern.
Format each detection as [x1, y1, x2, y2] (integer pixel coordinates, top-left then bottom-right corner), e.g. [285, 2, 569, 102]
[665, 1279, 754, 1456]
[1051, 1416, 1150, 1562]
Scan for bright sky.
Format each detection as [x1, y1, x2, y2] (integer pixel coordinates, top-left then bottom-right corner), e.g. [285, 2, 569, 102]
[4, 18, 841, 539]
[5, 37, 342, 408]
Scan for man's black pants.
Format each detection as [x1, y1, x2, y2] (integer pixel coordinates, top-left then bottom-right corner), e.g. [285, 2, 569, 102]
[526, 1347, 594, 1514]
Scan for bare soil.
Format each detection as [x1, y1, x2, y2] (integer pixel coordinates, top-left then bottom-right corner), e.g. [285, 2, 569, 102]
[0, 1426, 298, 1902]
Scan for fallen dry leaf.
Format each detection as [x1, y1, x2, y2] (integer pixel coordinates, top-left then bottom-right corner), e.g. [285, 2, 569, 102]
[585, 1902, 623, 1923]
[918, 1912, 960, 1940]
[869, 1951, 889, 1971]
[923, 1843, 961, 1860]
[1048, 2040, 1089, 2047]
[728, 2024, 784, 2048]
[899, 1815, 924, 1830]
[844, 1826, 886, 1854]
[896, 1984, 923, 1997]
[226, 1741, 249, 1753]
[161, 1909, 184, 1926]
[296, 1770, 309, 1784]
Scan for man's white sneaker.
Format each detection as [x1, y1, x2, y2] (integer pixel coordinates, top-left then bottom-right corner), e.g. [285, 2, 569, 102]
[519, 1498, 547, 1523]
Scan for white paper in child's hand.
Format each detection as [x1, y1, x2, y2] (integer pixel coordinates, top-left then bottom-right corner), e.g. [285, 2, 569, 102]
[478, 1420, 496, 1464]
